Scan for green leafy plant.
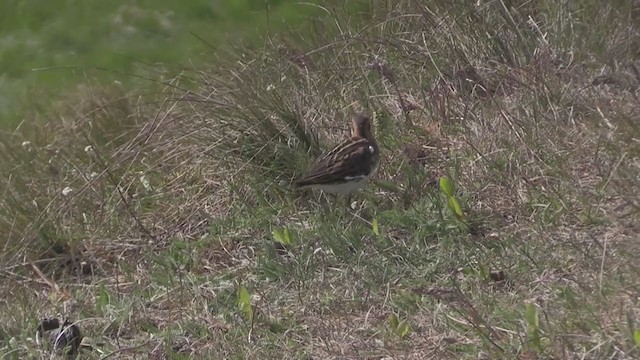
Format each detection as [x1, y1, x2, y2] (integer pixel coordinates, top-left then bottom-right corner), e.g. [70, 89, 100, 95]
[439, 176, 466, 224]
[371, 218, 380, 236]
[525, 302, 542, 352]
[96, 284, 112, 313]
[387, 313, 411, 339]
[272, 227, 294, 246]
[237, 286, 253, 323]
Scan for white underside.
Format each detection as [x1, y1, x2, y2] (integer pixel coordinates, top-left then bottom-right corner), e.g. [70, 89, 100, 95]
[301, 175, 370, 194]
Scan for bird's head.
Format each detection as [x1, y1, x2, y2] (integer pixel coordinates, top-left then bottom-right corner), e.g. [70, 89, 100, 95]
[350, 113, 375, 141]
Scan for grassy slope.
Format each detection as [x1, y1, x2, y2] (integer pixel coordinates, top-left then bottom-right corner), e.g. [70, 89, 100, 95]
[1, 0, 640, 359]
[0, 0, 316, 128]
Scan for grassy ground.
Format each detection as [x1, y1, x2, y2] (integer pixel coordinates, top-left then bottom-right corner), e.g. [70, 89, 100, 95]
[0, 0, 319, 128]
[1, 0, 640, 358]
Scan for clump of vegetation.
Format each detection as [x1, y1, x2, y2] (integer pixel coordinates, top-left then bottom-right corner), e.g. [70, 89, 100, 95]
[1, 0, 639, 358]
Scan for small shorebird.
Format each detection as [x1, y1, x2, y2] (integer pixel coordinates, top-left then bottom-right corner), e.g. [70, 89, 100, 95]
[294, 113, 380, 194]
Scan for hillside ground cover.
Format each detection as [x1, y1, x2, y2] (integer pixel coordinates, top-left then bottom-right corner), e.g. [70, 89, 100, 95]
[1, 0, 639, 358]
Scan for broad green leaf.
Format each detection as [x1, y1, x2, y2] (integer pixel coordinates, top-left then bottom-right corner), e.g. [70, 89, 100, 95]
[439, 177, 454, 197]
[447, 196, 464, 219]
[387, 313, 399, 329]
[97, 284, 110, 311]
[525, 302, 541, 349]
[372, 218, 380, 236]
[397, 320, 410, 338]
[271, 229, 285, 244]
[272, 227, 293, 245]
[237, 286, 253, 321]
[634, 329, 640, 347]
[272, 229, 284, 244]
[283, 227, 292, 244]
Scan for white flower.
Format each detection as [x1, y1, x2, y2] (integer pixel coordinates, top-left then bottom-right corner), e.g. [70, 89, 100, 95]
[62, 187, 73, 196]
[84, 145, 93, 153]
[266, 84, 276, 91]
[21, 141, 31, 148]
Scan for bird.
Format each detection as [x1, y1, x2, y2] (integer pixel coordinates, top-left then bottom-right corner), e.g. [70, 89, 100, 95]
[294, 113, 380, 195]
[36, 318, 82, 359]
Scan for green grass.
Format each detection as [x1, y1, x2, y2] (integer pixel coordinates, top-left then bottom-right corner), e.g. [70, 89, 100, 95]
[0, 0, 323, 128]
[1, 0, 640, 358]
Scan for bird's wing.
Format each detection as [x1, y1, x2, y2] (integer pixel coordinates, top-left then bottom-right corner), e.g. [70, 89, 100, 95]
[295, 137, 377, 186]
